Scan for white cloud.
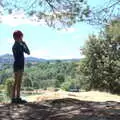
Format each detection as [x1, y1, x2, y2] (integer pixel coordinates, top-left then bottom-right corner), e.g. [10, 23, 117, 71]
[26, 48, 83, 59]
[0, 11, 46, 27]
[52, 55, 79, 60]
[47, 53, 84, 60]
[28, 49, 50, 59]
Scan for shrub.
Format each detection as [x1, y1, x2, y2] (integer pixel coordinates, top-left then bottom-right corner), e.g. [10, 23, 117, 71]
[5, 78, 14, 98]
[61, 81, 71, 91]
[23, 87, 34, 91]
[0, 85, 5, 92]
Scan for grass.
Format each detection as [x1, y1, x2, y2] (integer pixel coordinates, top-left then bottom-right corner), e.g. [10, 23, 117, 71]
[0, 89, 119, 103]
[24, 90, 120, 102]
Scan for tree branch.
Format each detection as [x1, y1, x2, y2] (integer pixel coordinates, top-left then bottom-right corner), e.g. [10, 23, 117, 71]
[96, 0, 120, 14]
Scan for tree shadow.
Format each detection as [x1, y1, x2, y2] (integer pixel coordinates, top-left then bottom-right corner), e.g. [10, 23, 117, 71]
[0, 98, 120, 120]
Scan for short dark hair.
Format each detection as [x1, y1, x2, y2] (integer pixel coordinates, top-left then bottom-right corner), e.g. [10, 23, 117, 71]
[13, 30, 23, 40]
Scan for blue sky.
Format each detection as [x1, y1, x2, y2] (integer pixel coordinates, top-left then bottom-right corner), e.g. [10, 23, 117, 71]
[0, 0, 105, 59]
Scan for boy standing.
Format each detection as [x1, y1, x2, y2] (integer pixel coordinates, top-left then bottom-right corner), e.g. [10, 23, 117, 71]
[12, 30, 30, 104]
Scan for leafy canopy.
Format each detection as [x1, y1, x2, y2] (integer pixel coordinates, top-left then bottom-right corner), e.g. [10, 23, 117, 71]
[0, 0, 90, 28]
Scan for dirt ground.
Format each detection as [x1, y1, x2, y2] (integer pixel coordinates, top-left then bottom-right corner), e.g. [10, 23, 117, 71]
[0, 90, 120, 120]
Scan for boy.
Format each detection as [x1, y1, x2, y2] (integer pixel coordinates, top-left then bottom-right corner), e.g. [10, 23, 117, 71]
[12, 30, 30, 104]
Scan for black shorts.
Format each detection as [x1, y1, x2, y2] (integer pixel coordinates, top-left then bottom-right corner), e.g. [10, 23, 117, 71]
[13, 63, 24, 72]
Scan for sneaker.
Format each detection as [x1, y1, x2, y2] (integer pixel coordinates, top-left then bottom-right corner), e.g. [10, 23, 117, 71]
[16, 98, 27, 104]
[11, 98, 17, 104]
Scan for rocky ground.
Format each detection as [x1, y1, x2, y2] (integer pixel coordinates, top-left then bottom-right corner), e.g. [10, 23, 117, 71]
[0, 91, 120, 120]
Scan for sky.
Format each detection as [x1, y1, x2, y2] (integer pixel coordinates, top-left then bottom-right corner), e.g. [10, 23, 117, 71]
[0, 0, 105, 59]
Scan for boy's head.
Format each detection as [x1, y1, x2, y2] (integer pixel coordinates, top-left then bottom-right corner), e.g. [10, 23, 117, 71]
[13, 30, 23, 41]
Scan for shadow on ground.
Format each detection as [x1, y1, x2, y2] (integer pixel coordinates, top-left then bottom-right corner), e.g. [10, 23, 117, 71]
[0, 98, 120, 120]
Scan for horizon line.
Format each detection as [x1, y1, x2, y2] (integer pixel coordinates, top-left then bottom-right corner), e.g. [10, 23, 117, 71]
[0, 53, 82, 60]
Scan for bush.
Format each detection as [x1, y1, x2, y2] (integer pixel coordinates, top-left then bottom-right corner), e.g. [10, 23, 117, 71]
[61, 78, 81, 91]
[0, 85, 5, 92]
[0, 96, 4, 102]
[23, 87, 34, 91]
[61, 81, 71, 91]
[60, 78, 75, 91]
[5, 78, 14, 98]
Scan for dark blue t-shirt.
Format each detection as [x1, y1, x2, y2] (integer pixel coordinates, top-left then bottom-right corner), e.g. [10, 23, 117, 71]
[12, 41, 30, 66]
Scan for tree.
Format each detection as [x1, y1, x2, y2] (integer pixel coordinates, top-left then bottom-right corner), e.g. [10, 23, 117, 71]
[0, 0, 90, 28]
[81, 19, 120, 94]
[87, 0, 120, 25]
[104, 19, 120, 42]
[81, 35, 103, 89]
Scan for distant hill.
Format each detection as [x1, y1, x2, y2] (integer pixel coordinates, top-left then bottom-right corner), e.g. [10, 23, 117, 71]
[48, 58, 80, 63]
[25, 57, 46, 63]
[0, 54, 14, 64]
[0, 54, 80, 64]
[0, 54, 46, 64]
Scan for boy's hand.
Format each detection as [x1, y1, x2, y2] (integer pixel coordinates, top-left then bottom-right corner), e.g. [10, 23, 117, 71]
[21, 41, 30, 55]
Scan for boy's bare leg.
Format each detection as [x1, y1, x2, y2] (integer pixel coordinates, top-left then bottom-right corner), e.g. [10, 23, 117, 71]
[16, 71, 23, 98]
[12, 72, 18, 99]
